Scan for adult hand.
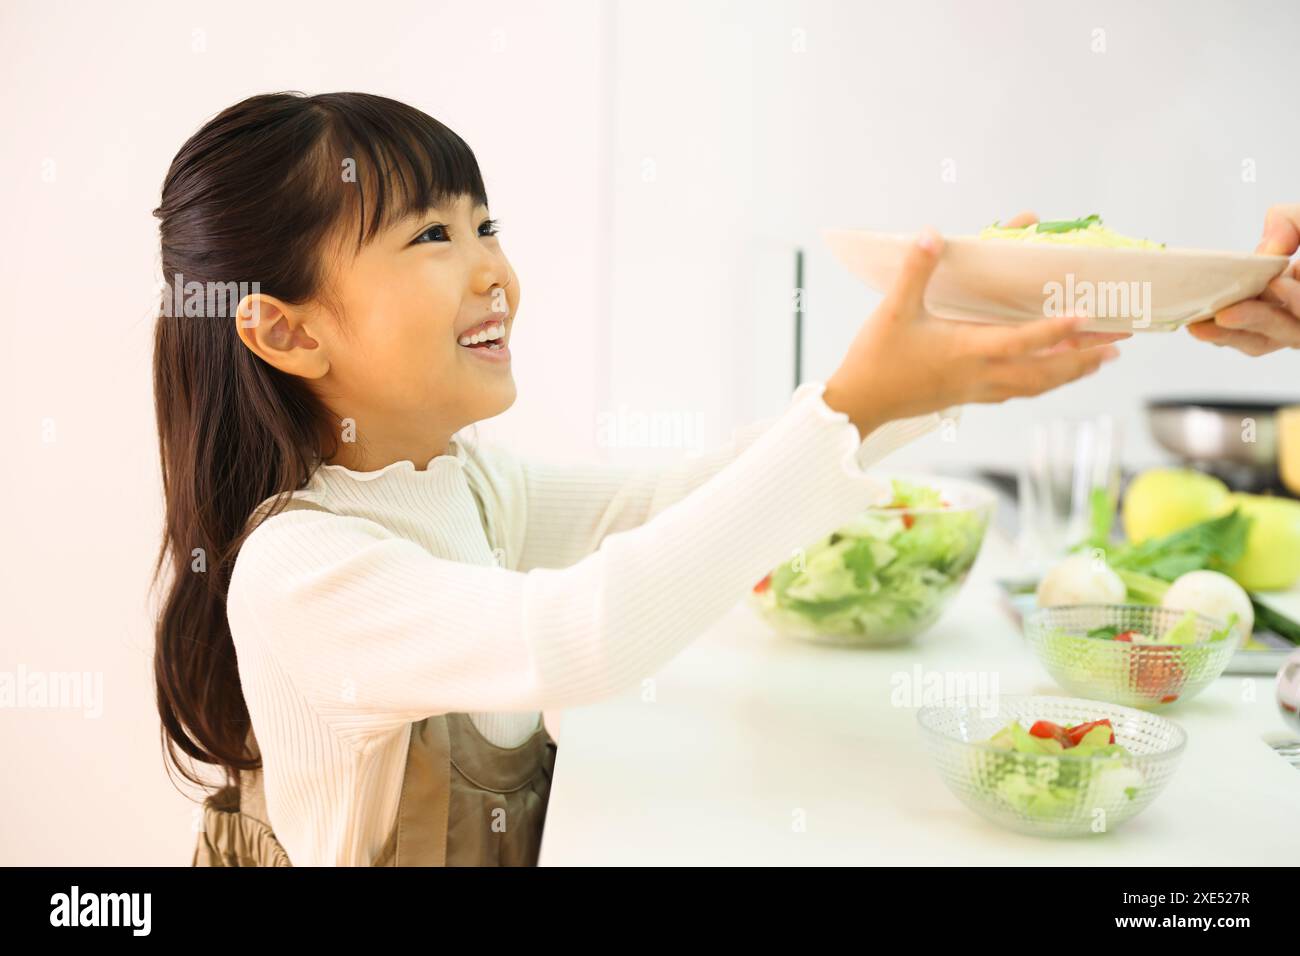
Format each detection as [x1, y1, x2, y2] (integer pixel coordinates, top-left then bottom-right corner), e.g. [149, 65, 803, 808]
[1187, 203, 1300, 355]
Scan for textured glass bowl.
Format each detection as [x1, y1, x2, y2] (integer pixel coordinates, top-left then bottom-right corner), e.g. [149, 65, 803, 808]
[1025, 605, 1239, 709]
[748, 474, 994, 647]
[918, 695, 1186, 836]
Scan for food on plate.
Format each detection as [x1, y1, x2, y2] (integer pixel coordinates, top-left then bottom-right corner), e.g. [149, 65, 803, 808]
[1120, 467, 1231, 545]
[1035, 552, 1126, 607]
[978, 214, 1165, 250]
[980, 717, 1142, 817]
[750, 479, 986, 638]
[1222, 493, 1300, 591]
[1160, 570, 1254, 648]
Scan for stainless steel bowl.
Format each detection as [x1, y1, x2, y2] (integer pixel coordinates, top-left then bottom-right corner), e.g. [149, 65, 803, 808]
[1146, 398, 1287, 468]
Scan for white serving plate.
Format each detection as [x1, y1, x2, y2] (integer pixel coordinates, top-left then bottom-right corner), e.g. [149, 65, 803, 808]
[824, 229, 1289, 333]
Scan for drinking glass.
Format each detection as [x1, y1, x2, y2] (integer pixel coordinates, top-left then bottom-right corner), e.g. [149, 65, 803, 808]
[1016, 415, 1122, 575]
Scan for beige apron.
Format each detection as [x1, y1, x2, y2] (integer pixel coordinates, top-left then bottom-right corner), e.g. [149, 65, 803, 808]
[193, 713, 557, 866]
[192, 493, 558, 867]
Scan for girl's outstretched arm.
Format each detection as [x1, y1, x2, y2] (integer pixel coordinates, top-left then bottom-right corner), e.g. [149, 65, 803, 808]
[226, 381, 935, 755]
[467, 391, 959, 573]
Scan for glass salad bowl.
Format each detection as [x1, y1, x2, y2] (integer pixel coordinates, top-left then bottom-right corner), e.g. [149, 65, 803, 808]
[748, 474, 995, 646]
[918, 695, 1187, 837]
[1025, 605, 1240, 709]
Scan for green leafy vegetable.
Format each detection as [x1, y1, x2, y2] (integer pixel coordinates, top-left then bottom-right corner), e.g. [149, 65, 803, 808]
[980, 718, 1141, 818]
[1114, 567, 1171, 604]
[755, 479, 986, 638]
[1108, 509, 1252, 582]
[1161, 609, 1201, 645]
[1086, 625, 1125, 640]
[1035, 214, 1102, 233]
[1089, 487, 1116, 549]
[1208, 612, 1239, 643]
[1252, 600, 1300, 645]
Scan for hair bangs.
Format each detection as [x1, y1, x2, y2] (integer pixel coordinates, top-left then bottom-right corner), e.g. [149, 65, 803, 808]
[312, 92, 489, 253]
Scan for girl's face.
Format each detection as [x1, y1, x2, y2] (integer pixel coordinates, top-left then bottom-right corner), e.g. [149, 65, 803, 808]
[239, 192, 520, 469]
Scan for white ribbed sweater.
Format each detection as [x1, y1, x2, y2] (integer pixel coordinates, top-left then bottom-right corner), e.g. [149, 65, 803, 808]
[226, 380, 954, 865]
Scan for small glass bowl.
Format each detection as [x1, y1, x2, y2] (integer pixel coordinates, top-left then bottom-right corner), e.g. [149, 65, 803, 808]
[917, 694, 1186, 837]
[1024, 605, 1239, 710]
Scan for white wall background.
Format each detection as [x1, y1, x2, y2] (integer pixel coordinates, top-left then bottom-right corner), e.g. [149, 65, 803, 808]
[0, 0, 613, 866]
[1, 0, 1296, 865]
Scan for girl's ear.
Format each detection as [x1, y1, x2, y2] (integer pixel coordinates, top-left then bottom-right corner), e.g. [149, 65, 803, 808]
[234, 293, 330, 379]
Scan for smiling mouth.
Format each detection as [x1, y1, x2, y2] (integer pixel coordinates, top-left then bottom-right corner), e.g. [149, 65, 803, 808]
[457, 318, 508, 350]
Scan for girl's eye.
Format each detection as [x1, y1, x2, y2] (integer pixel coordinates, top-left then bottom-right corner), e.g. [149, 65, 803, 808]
[414, 224, 449, 243]
[413, 219, 501, 244]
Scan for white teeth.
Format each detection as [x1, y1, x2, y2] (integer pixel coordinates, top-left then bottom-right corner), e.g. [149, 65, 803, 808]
[458, 322, 505, 347]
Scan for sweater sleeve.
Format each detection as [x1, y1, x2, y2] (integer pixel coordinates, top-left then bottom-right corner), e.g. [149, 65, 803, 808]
[476, 384, 960, 571]
[226, 381, 950, 754]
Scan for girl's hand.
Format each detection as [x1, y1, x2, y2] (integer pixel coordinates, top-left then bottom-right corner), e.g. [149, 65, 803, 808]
[822, 215, 1124, 437]
[1188, 203, 1300, 355]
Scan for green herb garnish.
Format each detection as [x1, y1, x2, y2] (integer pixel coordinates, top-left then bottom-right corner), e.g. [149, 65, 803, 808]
[1034, 214, 1102, 233]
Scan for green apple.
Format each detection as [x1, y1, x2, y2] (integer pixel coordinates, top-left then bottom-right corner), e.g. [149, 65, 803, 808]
[1224, 493, 1300, 591]
[1121, 468, 1231, 545]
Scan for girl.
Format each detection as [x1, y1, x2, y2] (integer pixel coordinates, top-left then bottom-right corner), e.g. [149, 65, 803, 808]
[152, 91, 1120, 867]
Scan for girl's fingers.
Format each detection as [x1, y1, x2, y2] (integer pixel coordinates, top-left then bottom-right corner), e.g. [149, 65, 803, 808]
[880, 228, 944, 320]
[994, 344, 1118, 397]
[976, 313, 1088, 359]
[1046, 330, 1132, 353]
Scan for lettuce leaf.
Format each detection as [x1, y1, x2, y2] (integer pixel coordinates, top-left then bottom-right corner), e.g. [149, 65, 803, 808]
[1109, 509, 1251, 581]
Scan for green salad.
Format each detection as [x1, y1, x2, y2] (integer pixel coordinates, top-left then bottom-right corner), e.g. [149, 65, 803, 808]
[980, 718, 1143, 818]
[751, 480, 987, 639]
[1072, 610, 1239, 647]
[1041, 609, 1237, 705]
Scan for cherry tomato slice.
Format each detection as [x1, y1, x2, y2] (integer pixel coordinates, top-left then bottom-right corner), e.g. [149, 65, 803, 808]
[1028, 720, 1072, 747]
[1065, 718, 1115, 746]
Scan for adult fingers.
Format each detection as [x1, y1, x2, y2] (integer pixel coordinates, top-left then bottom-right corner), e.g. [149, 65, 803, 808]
[1187, 318, 1285, 355]
[1213, 300, 1300, 348]
[880, 227, 944, 320]
[1187, 319, 1231, 343]
[1264, 272, 1300, 317]
[1256, 203, 1300, 256]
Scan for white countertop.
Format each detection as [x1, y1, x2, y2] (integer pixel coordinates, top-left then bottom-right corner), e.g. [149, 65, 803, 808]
[538, 530, 1300, 865]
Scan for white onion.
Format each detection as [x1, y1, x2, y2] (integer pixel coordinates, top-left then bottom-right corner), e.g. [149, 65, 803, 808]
[1036, 553, 1126, 607]
[1161, 570, 1254, 648]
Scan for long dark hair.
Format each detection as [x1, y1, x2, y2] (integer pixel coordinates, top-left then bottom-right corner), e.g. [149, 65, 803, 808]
[150, 91, 489, 793]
